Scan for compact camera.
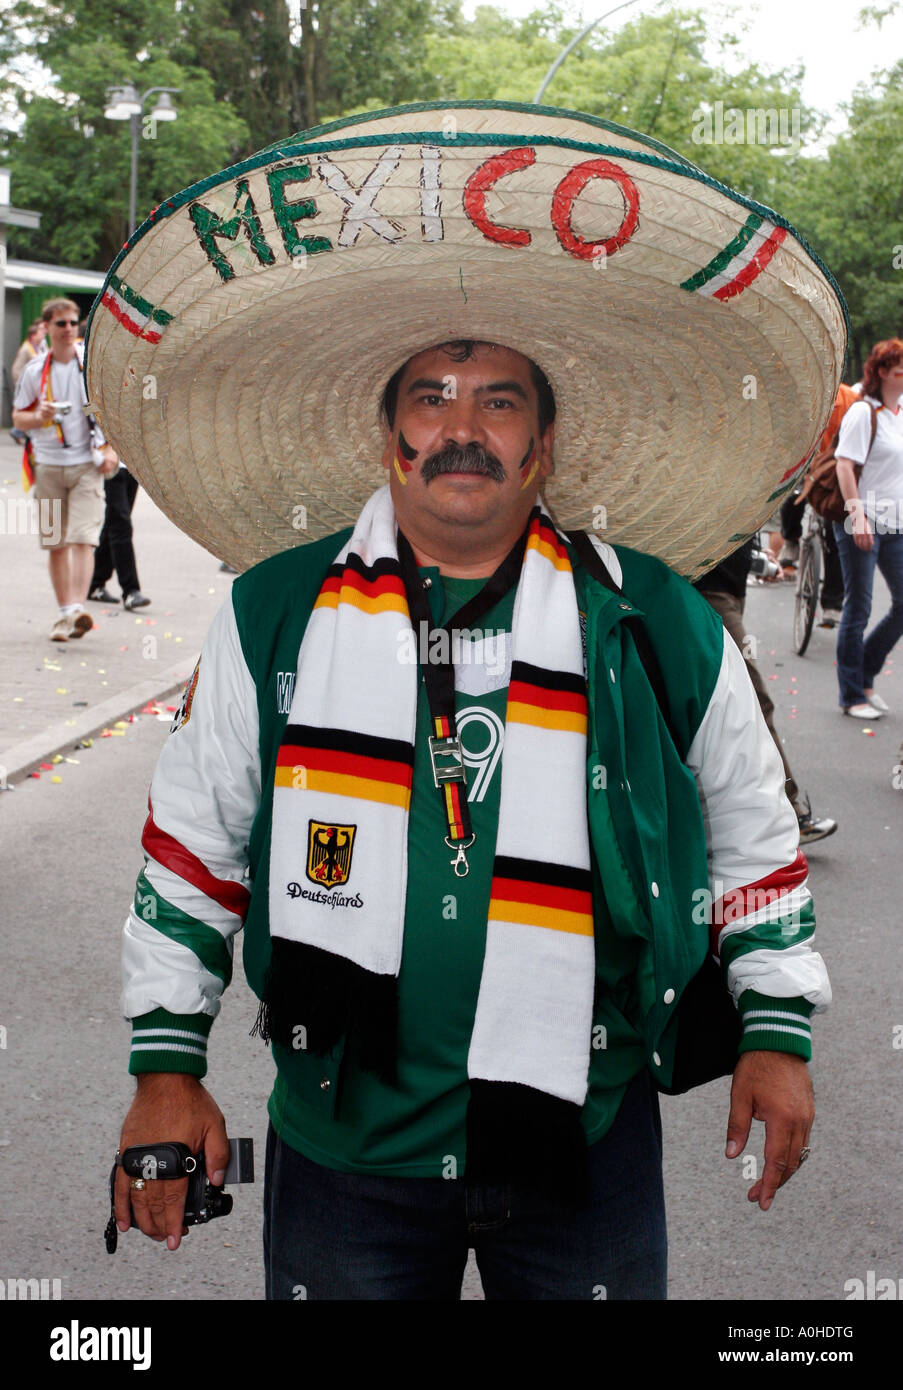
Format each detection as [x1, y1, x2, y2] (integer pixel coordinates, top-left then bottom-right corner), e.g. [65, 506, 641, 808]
[749, 547, 780, 581]
[104, 1137, 254, 1253]
[47, 400, 72, 420]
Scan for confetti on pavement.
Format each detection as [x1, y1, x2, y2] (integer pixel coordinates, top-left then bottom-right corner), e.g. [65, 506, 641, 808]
[50, 775, 62, 783]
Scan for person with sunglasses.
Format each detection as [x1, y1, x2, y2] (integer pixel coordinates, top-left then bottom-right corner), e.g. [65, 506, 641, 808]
[12, 298, 119, 641]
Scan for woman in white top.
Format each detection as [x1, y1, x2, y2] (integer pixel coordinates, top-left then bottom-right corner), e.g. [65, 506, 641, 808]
[834, 338, 903, 717]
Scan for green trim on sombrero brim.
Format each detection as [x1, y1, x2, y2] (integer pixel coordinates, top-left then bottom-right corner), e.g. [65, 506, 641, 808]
[255, 98, 702, 170]
[84, 104, 850, 378]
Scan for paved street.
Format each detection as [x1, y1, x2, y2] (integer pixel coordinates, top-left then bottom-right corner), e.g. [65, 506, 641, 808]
[0, 486, 901, 1299]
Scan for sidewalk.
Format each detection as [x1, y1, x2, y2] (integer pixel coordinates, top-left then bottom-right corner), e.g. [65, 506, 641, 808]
[0, 436, 236, 784]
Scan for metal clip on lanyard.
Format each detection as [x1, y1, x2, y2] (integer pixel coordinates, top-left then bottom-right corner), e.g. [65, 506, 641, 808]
[397, 526, 527, 878]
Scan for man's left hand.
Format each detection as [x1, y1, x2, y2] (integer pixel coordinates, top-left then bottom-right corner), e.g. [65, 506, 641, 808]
[99, 446, 119, 478]
[725, 1050, 814, 1210]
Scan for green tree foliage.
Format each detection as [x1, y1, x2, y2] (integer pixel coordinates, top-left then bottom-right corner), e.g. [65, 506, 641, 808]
[783, 63, 903, 376]
[424, 5, 820, 211]
[0, 0, 249, 266]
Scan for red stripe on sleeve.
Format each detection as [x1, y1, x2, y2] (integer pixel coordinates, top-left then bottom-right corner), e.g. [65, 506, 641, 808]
[711, 848, 809, 948]
[142, 805, 250, 920]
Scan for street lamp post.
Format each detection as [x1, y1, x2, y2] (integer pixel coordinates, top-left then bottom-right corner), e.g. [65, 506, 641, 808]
[104, 86, 180, 236]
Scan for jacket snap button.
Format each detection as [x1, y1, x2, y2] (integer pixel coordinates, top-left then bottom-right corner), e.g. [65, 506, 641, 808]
[319, 1078, 331, 1091]
[651, 881, 660, 897]
[609, 667, 616, 682]
[652, 1051, 662, 1067]
[618, 602, 631, 611]
[663, 988, 675, 1004]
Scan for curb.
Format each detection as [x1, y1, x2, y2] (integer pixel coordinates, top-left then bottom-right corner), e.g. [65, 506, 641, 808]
[0, 654, 199, 788]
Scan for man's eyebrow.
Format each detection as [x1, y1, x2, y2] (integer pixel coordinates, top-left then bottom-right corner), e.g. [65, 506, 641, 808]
[403, 377, 529, 400]
[476, 380, 528, 400]
[405, 378, 448, 394]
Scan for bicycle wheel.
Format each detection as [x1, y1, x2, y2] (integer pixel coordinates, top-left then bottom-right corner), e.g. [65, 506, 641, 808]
[793, 533, 822, 655]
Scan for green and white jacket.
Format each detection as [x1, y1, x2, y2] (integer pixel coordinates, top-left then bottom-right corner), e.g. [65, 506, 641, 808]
[123, 528, 830, 1099]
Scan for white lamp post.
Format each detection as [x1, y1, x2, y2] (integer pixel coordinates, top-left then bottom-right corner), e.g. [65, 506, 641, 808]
[534, 0, 641, 104]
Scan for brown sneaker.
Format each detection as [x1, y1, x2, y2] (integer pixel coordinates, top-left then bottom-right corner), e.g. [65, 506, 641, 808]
[50, 616, 71, 642]
[68, 610, 93, 639]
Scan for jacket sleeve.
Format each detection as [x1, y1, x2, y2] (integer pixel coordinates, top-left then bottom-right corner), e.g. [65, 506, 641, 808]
[685, 626, 831, 1061]
[121, 594, 260, 1077]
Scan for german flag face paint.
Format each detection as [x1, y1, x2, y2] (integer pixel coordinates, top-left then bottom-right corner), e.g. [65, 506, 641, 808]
[518, 437, 538, 490]
[393, 430, 418, 486]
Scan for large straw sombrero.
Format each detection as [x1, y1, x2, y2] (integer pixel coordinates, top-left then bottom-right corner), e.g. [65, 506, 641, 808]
[85, 101, 848, 576]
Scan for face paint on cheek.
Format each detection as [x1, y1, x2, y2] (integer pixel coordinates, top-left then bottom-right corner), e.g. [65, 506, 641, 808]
[518, 437, 539, 490]
[394, 430, 418, 486]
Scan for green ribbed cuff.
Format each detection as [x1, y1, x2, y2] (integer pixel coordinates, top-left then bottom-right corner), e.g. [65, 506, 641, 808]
[128, 1007, 213, 1077]
[737, 991, 814, 1061]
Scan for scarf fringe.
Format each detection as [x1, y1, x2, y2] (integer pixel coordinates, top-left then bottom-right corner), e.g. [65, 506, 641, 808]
[251, 938, 399, 1085]
[465, 1079, 589, 1208]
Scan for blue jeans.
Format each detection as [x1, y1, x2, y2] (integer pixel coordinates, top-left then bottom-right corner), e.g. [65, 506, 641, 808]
[263, 1068, 666, 1300]
[832, 522, 903, 707]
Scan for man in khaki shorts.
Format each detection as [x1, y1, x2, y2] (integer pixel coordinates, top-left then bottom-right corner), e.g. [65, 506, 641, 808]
[13, 298, 119, 640]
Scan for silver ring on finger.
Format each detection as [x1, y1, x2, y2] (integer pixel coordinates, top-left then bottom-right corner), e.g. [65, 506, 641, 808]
[798, 1146, 811, 1165]
[129, 1177, 147, 1190]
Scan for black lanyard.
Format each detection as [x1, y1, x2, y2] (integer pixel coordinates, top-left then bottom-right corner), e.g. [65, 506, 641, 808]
[397, 524, 528, 876]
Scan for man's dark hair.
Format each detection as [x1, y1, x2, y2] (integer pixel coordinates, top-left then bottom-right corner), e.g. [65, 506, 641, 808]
[381, 339, 556, 435]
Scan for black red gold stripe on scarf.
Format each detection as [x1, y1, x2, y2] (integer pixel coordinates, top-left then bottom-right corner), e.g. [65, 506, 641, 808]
[314, 554, 409, 616]
[488, 855, 594, 937]
[40, 354, 66, 447]
[507, 660, 588, 735]
[275, 725, 414, 810]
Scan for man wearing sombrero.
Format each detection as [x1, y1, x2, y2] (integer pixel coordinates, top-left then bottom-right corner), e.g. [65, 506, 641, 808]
[100, 103, 841, 1299]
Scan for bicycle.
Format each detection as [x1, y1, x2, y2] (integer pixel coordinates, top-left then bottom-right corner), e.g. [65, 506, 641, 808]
[793, 502, 825, 655]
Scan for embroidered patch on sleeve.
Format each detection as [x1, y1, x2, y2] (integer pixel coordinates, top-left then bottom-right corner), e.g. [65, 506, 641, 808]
[170, 659, 201, 733]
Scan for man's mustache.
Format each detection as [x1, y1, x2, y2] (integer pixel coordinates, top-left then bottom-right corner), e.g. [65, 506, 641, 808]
[420, 441, 506, 483]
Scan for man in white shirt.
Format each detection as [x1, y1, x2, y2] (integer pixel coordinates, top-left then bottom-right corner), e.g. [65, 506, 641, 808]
[13, 298, 119, 641]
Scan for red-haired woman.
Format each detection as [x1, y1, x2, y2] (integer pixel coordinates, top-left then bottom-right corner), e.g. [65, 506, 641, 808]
[834, 339, 903, 717]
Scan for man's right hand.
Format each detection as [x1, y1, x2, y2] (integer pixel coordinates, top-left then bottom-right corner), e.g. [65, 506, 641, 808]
[114, 1073, 229, 1252]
